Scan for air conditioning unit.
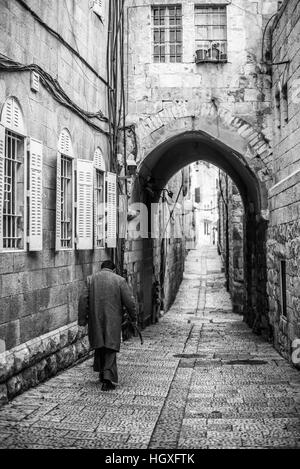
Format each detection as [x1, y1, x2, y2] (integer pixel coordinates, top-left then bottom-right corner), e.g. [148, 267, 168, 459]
[195, 42, 227, 64]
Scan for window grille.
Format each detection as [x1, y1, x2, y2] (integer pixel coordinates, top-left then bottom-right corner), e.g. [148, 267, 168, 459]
[3, 130, 25, 250]
[195, 5, 227, 63]
[152, 5, 182, 63]
[60, 155, 73, 249]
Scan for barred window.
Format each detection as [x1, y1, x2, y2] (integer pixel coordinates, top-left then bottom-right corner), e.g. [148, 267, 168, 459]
[195, 5, 227, 62]
[152, 5, 182, 63]
[95, 169, 105, 248]
[3, 130, 25, 250]
[60, 155, 73, 249]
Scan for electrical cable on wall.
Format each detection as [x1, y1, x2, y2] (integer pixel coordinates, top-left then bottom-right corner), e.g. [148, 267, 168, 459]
[162, 184, 184, 238]
[15, 0, 110, 89]
[0, 54, 110, 136]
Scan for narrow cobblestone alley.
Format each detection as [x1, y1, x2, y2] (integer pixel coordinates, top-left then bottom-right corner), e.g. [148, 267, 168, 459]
[0, 248, 299, 449]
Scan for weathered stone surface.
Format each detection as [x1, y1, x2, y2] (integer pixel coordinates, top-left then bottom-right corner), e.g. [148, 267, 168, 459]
[0, 323, 90, 402]
[0, 384, 8, 406]
[0, 248, 299, 450]
[0, 0, 110, 356]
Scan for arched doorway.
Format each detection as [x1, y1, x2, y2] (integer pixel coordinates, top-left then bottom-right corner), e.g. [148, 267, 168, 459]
[129, 128, 270, 338]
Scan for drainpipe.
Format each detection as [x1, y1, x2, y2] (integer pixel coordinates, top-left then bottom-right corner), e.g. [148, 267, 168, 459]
[225, 174, 230, 292]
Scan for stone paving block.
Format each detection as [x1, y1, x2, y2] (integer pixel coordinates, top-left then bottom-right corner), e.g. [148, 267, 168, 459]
[0, 248, 299, 449]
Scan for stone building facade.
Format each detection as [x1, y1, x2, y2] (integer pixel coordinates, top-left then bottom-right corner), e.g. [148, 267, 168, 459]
[124, 0, 279, 338]
[0, 0, 116, 403]
[267, 0, 300, 364]
[1, 0, 299, 405]
[0, 0, 192, 403]
[217, 0, 300, 364]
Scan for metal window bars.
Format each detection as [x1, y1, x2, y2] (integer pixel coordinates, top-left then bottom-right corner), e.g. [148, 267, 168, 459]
[3, 130, 24, 249]
[152, 6, 182, 63]
[195, 5, 227, 63]
[60, 155, 73, 249]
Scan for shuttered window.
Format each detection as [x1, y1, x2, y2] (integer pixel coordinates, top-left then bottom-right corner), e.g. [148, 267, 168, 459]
[94, 169, 105, 248]
[56, 129, 74, 251]
[0, 98, 27, 251]
[94, 148, 106, 249]
[28, 138, 43, 251]
[0, 124, 5, 251]
[1, 97, 26, 136]
[2, 129, 26, 250]
[57, 154, 73, 250]
[106, 172, 117, 248]
[76, 159, 93, 250]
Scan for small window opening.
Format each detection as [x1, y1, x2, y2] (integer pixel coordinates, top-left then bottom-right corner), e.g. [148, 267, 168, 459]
[280, 259, 287, 318]
[282, 83, 288, 125]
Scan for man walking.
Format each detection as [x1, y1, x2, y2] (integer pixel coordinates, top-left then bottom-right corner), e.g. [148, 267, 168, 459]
[78, 261, 137, 391]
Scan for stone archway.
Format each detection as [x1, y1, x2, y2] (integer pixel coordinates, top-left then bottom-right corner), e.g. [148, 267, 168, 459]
[126, 102, 273, 337]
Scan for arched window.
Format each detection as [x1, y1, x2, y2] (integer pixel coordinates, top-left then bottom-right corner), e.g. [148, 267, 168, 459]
[56, 128, 74, 250]
[94, 148, 106, 248]
[0, 97, 26, 250]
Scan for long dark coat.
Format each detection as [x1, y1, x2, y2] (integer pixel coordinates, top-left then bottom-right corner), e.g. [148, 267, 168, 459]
[78, 269, 137, 352]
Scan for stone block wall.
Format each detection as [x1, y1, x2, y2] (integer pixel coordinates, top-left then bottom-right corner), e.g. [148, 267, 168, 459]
[267, 0, 300, 364]
[0, 0, 111, 398]
[218, 173, 245, 314]
[0, 323, 91, 404]
[125, 0, 279, 329]
[124, 171, 186, 325]
[161, 174, 186, 312]
[126, 0, 278, 136]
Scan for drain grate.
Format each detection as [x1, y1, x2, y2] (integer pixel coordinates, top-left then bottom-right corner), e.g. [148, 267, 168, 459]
[225, 359, 268, 366]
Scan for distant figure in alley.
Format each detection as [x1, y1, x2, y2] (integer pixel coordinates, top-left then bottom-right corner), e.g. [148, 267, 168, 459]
[78, 261, 137, 391]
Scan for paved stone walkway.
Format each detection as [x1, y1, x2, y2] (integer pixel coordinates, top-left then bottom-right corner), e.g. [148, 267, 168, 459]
[0, 247, 299, 449]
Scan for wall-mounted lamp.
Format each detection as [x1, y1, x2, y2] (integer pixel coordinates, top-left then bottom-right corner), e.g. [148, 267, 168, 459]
[118, 155, 138, 180]
[127, 158, 137, 176]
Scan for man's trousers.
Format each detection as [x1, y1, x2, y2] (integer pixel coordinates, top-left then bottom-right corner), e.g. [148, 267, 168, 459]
[93, 348, 118, 384]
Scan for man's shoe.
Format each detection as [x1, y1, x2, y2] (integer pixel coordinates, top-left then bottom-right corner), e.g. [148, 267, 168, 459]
[101, 380, 116, 392]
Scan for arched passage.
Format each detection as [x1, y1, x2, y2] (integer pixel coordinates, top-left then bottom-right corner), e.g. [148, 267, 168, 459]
[128, 123, 271, 338]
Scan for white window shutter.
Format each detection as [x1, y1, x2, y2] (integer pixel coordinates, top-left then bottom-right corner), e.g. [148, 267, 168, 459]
[106, 172, 117, 249]
[55, 153, 62, 251]
[58, 129, 73, 158]
[93, 169, 98, 249]
[28, 138, 43, 251]
[94, 147, 106, 172]
[2, 98, 26, 135]
[0, 124, 5, 251]
[76, 159, 93, 250]
[94, 170, 105, 249]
